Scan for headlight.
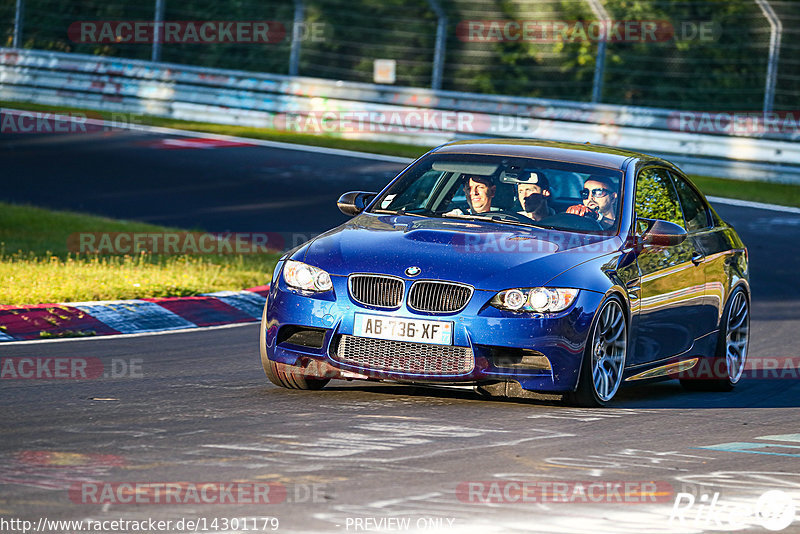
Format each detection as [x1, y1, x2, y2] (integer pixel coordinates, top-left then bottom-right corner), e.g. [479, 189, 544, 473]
[491, 287, 579, 313]
[283, 260, 333, 292]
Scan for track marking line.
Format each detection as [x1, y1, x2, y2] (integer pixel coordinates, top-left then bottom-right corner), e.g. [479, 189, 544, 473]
[706, 196, 800, 214]
[1, 107, 413, 164]
[1, 321, 257, 346]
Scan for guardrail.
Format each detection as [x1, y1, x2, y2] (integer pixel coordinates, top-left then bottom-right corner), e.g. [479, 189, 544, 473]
[1, 48, 799, 182]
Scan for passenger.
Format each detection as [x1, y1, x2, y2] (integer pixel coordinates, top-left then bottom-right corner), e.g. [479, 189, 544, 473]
[445, 175, 497, 216]
[516, 171, 555, 221]
[566, 176, 618, 229]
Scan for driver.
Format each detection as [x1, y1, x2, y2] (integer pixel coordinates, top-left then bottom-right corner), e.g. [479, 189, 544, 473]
[566, 175, 618, 229]
[516, 171, 554, 221]
[445, 174, 498, 216]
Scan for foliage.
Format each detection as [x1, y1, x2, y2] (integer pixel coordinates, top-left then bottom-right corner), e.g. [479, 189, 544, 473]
[602, 0, 770, 110]
[634, 168, 682, 224]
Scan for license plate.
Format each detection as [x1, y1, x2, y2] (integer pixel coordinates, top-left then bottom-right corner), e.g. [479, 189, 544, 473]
[353, 314, 453, 345]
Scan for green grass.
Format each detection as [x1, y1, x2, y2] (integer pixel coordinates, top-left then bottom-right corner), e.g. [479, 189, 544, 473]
[4, 99, 798, 208]
[689, 175, 800, 208]
[0, 202, 177, 256]
[0, 202, 279, 305]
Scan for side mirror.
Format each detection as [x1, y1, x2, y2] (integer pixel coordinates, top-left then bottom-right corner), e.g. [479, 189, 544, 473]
[638, 218, 687, 247]
[337, 191, 377, 216]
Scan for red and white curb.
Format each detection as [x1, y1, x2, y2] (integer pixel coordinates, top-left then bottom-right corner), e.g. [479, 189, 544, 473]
[141, 137, 257, 150]
[0, 286, 269, 342]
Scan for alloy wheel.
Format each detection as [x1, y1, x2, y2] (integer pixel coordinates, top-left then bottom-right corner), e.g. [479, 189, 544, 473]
[591, 299, 627, 402]
[725, 290, 749, 383]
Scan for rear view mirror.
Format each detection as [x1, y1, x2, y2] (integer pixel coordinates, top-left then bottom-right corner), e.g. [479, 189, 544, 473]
[638, 218, 687, 246]
[337, 191, 377, 216]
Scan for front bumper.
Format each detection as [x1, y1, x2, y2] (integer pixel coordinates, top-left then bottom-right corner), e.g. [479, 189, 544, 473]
[262, 274, 605, 392]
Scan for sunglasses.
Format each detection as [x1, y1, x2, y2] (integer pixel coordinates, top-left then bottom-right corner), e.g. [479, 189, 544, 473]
[581, 188, 611, 199]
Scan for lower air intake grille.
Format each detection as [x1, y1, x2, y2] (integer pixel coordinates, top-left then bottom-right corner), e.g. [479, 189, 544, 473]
[334, 335, 474, 375]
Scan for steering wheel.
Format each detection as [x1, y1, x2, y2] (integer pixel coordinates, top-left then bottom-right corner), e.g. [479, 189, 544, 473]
[490, 211, 539, 224]
[538, 212, 605, 231]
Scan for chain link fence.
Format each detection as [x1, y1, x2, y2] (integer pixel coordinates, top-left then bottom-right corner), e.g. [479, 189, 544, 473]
[1, 0, 797, 113]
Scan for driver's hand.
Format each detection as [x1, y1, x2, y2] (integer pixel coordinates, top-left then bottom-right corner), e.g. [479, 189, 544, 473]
[566, 204, 591, 216]
[443, 208, 466, 217]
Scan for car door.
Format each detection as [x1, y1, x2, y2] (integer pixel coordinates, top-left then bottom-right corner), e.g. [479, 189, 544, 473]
[631, 167, 708, 365]
[669, 171, 727, 338]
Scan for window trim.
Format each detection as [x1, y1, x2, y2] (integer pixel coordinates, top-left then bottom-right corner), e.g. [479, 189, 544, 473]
[633, 165, 686, 230]
[668, 170, 713, 232]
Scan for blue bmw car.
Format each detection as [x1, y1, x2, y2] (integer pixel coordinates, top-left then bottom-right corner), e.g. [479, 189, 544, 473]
[260, 140, 750, 406]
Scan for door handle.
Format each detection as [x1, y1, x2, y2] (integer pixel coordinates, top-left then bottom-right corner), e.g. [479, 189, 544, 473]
[691, 252, 704, 266]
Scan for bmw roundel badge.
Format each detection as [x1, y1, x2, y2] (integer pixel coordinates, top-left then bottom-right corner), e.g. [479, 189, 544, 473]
[405, 266, 421, 277]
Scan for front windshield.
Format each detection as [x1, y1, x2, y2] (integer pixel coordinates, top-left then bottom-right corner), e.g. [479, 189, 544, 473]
[370, 153, 624, 233]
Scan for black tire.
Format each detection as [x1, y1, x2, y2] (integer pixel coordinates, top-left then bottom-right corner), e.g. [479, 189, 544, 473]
[259, 305, 329, 390]
[565, 295, 628, 407]
[680, 286, 749, 392]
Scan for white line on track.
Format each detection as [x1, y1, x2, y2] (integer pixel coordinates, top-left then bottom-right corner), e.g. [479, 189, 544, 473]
[1, 107, 414, 164]
[1, 321, 257, 346]
[126, 121, 415, 164]
[706, 195, 800, 215]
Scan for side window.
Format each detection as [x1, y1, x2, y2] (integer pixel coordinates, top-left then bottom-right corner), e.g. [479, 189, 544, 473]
[385, 170, 441, 210]
[671, 173, 711, 232]
[635, 168, 684, 227]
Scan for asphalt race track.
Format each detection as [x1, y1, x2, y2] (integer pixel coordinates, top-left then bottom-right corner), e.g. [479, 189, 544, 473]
[0, 129, 405, 233]
[2, 128, 800, 533]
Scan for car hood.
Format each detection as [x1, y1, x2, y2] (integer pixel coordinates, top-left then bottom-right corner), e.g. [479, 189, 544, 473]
[302, 214, 621, 291]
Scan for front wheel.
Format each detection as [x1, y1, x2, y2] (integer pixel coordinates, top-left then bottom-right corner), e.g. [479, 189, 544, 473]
[260, 306, 329, 390]
[680, 287, 749, 392]
[565, 295, 628, 407]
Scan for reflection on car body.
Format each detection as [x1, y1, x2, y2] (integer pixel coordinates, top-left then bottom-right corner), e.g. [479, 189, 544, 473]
[260, 140, 750, 406]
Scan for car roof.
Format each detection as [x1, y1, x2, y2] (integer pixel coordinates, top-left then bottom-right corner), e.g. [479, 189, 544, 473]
[432, 139, 666, 170]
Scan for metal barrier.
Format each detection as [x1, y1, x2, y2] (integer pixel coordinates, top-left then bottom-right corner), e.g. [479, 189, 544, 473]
[5, 0, 799, 115]
[1, 48, 799, 182]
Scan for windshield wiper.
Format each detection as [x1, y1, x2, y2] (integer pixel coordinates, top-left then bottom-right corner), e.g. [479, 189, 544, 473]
[371, 209, 425, 217]
[442, 213, 549, 229]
